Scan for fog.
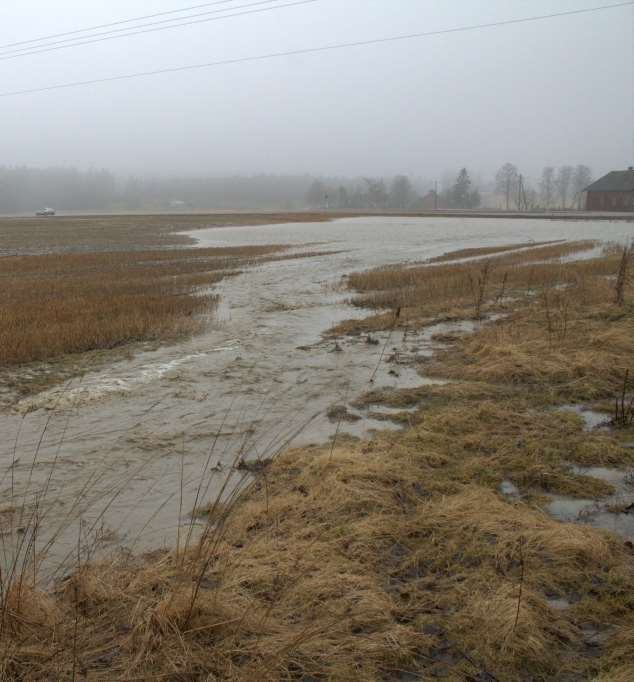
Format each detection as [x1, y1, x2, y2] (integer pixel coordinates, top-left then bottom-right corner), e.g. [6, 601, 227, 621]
[2, 0, 633, 183]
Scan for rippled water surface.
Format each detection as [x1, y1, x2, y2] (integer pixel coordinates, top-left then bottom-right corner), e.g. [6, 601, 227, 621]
[1, 216, 632, 577]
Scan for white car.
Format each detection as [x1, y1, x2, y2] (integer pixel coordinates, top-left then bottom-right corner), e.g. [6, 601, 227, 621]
[36, 208, 56, 216]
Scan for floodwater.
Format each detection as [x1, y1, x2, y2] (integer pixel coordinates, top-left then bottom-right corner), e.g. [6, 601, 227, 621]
[548, 465, 634, 542]
[1, 216, 632, 580]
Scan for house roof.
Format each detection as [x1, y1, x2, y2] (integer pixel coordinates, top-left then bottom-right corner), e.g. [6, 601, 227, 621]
[585, 169, 634, 192]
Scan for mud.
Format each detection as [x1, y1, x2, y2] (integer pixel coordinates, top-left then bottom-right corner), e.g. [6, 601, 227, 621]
[1, 216, 631, 580]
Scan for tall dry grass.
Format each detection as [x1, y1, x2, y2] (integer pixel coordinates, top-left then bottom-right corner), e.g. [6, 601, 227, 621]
[0, 212, 337, 256]
[426, 239, 561, 263]
[0, 245, 284, 365]
[2, 412, 634, 680]
[2, 235, 634, 680]
[343, 240, 612, 320]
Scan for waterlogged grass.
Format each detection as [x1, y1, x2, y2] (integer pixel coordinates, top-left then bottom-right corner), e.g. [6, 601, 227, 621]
[0, 212, 337, 255]
[333, 240, 610, 332]
[2, 238, 634, 680]
[3, 408, 634, 680]
[0, 211, 344, 371]
[0, 246, 287, 366]
[426, 239, 561, 263]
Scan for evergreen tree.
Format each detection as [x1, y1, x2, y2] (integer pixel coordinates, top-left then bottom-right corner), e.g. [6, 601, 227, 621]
[448, 168, 480, 209]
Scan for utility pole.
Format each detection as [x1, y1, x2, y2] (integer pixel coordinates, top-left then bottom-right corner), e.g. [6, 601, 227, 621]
[434, 180, 438, 210]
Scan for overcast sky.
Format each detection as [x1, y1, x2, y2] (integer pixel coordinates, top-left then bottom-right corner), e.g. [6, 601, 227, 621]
[2, 0, 633, 182]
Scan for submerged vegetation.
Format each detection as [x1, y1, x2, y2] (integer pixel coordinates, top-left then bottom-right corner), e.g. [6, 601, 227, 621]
[0, 213, 336, 256]
[0, 213, 337, 397]
[0, 245, 287, 367]
[335, 240, 602, 329]
[2, 236, 634, 679]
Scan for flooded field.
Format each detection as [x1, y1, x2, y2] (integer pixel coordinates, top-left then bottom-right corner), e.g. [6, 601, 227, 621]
[1, 215, 633, 578]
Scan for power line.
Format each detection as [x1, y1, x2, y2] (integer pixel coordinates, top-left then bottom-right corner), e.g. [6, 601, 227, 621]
[0, 0, 317, 61]
[1, 1, 631, 98]
[0, 0, 285, 59]
[0, 0, 251, 51]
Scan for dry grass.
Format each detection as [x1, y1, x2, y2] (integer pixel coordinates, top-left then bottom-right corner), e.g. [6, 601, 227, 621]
[0, 246, 288, 366]
[343, 236, 634, 406]
[418, 248, 633, 404]
[428, 302, 634, 402]
[0, 210, 342, 378]
[3, 236, 634, 680]
[3, 414, 634, 680]
[342, 240, 601, 325]
[0, 212, 338, 256]
[426, 240, 561, 263]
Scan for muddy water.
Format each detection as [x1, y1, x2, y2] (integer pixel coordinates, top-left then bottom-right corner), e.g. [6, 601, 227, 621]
[1, 216, 632, 579]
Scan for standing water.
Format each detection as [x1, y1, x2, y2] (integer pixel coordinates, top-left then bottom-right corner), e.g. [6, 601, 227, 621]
[1, 216, 632, 578]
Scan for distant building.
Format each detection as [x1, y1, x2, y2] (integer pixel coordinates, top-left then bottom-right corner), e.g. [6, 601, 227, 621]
[585, 167, 634, 211]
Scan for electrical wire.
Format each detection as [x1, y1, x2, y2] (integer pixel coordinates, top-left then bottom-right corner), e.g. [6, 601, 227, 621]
[1, 1, 631, 98]
[0, 0, 255, 51]
[0, 0, 318, 61]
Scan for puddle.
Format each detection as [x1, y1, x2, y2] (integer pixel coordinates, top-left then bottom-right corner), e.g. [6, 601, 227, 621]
[569, 465, 629, 487]
[548, 464, 634, 542]
[500, 479, 520, 498]
[547, 596, 574, 611]
[556, 405, 611, 431]
[367, 405, 418, 416]
[297, 412, 404, 446]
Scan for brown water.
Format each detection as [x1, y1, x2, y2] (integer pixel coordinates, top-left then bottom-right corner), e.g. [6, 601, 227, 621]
[1, 216, 632, 580]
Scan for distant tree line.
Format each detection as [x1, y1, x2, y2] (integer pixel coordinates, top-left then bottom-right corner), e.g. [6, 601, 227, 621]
[494, 162, 593, 210]
[0, 163, 599, 214]
[0, 167, 117, 213]
[0, 166, 484, 214]
[306, 168, 480, 211]
[0, 167, 318, 213]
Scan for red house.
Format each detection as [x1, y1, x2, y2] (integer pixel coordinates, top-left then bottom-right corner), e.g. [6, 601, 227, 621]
[585, 167, 634, 211]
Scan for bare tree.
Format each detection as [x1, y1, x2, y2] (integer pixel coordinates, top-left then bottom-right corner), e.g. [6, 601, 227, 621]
[572, 165, 593, 209]
[540, 166, 555, 209]
[495, 163, 519, 210]
[337, 185, 349, 209]
[306, 180, 327, 209]
[363, 178, 389, 208]
[389, 175, 414, 209]
[524, 185, 539, 211]
[554, 165, 574, 209]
